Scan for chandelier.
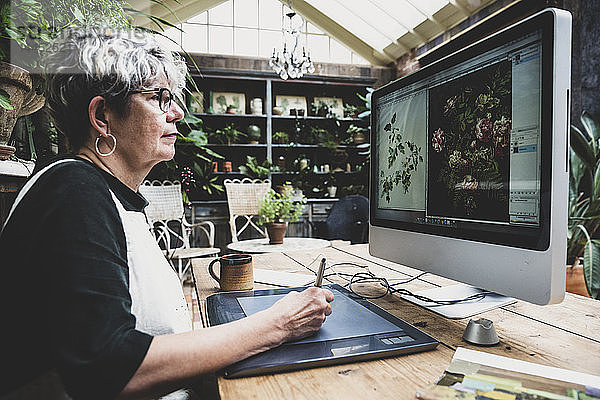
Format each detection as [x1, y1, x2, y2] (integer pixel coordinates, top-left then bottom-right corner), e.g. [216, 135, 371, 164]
[269, 6, 315, 80]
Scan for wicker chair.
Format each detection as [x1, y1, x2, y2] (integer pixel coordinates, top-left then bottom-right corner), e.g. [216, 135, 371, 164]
[139, 180, 219, 280]
[224, 178, 271, 242]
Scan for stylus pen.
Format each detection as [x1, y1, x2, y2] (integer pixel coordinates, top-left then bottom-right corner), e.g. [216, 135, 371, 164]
[315, 258, 326, 287]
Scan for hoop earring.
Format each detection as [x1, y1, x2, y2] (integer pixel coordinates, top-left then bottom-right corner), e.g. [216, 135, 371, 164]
[95, 133, 117, 157]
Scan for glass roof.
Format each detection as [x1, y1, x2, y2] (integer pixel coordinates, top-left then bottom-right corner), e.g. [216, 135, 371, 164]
[132, 0, 493, 65]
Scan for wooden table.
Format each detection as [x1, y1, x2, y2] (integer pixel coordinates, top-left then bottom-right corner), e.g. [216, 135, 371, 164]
[191, 243, 600, 400]
[226, 237, 330, 253]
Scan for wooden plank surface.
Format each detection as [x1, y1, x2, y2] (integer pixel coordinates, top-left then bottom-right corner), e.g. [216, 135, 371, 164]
[191, 245, 600, 400]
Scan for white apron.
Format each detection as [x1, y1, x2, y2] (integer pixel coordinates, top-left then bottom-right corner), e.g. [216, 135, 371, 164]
[2, 159, 192, 400]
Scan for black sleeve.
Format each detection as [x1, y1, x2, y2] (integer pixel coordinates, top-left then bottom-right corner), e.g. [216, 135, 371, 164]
[35, 163, 152, 399]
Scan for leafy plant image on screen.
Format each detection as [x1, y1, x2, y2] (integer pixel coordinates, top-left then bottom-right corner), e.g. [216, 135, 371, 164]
[380, 111, 424, 203]
[427, 62, 512, 220]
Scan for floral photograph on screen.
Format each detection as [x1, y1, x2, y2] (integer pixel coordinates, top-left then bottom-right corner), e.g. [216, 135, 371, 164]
[427, 61, 512, 221]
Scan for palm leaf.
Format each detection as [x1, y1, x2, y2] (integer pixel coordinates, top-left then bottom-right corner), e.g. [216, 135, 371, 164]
[581, 110, 600, 146]
[584, 239, 600, 299]
[571, 125, 595, 172]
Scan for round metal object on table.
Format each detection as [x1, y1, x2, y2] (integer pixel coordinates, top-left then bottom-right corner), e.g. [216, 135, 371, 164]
[227, 237, 330, 253]
[462, 318, 499, 346]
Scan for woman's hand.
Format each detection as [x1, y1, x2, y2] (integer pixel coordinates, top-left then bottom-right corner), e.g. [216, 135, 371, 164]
[269, 287, 335, 343]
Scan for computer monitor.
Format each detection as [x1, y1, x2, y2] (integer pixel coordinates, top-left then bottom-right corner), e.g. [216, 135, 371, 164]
[369, 8, 571, 318]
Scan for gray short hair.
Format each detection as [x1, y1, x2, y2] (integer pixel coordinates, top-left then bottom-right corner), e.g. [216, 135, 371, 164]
[44, 27, 187, 151]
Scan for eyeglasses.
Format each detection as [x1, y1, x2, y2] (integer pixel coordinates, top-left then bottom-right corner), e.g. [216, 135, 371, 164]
[130, 87, 173, 113]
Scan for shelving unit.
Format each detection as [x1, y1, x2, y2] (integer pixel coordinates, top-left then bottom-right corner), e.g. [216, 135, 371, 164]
[187, 68, 374, 201]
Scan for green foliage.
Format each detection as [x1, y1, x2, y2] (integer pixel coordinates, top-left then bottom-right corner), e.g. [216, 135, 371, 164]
[356, 87, 373, 120]
[178, 113, 207, 144]
[0, 88, 13, 110]
[238, 156, 279, 180]
[288, 155, 313, 194]
[343, 103, 359, 118]
[258, 187, 306, 225]
[0, 0, 132, 70]
[273, 131, 289, 144]
[148, 113, 224, 201]
[209, 123, 247, 145]
[568, 111, 600, 299]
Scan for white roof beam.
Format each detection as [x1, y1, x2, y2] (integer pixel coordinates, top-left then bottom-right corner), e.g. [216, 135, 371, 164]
[405, 0, 447, 31]
[449, 0, 470, 16]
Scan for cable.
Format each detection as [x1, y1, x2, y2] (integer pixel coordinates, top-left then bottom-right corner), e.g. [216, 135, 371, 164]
[325, 261, 492, 304]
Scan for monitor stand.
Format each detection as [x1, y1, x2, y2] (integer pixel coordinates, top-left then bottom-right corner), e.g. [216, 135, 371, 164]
[401, 283, 516, 319]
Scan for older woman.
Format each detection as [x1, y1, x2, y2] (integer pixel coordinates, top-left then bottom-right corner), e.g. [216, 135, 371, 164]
[0, 28, 333, 400]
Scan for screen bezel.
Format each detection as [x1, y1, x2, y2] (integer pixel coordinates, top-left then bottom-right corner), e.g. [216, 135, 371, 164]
[370, 11, 555, 251]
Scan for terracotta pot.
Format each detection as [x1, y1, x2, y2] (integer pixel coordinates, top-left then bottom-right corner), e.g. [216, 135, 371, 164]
[0, 61, 45, 159]
[266, 222, 287, 244]
[566, 258, 590, 297]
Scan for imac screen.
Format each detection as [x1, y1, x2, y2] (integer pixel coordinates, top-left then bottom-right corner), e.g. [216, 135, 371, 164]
[372, 16, 554, 251]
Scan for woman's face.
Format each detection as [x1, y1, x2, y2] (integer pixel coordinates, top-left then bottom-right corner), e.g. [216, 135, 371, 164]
[108, 79, 184, 171]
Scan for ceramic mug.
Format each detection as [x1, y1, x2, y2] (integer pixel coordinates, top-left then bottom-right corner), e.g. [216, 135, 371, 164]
[209, 254, 254, 291]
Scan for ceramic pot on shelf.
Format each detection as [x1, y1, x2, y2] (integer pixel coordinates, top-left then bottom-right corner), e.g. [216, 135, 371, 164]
[327, 186, 337, 198]
[247, 124, 261, 144]
[250, 98, 263, 115]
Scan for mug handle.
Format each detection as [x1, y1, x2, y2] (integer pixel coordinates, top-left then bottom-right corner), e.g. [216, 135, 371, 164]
[208, 259, 221, 284]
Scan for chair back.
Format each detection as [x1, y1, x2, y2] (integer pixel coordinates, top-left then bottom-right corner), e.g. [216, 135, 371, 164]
[139, 180, 188, 249]
[224, 178, 271, 241]
[139, 180, 218, 281]
[139, 180, 184, 223]
[315, 195, 369, 244]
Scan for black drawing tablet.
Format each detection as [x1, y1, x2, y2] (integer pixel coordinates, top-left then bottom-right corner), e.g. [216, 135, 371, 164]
[206, 284, 439, 378]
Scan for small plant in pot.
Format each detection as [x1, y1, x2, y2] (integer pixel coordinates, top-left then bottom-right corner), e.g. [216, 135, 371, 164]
[273, 131, 289, 144]
[257, 186, 306, 244]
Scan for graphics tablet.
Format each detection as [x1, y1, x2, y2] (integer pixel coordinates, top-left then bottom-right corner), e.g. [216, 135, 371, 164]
[206, 284, 439, 378]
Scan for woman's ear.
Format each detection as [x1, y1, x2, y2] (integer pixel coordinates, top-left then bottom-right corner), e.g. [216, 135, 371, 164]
[88, 96, 108, 136]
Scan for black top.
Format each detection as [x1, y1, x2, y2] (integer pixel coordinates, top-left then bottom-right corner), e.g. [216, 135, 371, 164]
[0, 156, 153, 399]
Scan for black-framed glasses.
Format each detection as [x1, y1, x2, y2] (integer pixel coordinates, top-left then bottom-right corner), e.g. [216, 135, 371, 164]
[130, 87, 173, 113]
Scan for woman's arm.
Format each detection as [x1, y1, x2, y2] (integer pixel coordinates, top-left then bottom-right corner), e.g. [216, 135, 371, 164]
[117, 287, 334, 400]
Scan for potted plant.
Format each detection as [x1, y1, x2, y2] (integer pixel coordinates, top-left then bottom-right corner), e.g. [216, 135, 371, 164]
[343, 103, 359, 119]
[238, 156, 279, 180]
[257, 186, 306, 244]
[347, 124, 368, 145]
[273, 131, 289, 144]
[567, 111, 600, 299]
[209, 123, 247, 145]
